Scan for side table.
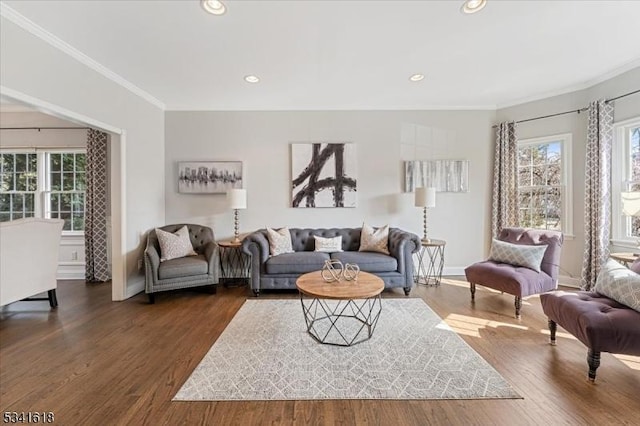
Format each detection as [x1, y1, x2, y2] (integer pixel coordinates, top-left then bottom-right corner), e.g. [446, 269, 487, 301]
[414, 239, 446, 286]
[218, 240, 250, 287]
[609, 252, 639, 268]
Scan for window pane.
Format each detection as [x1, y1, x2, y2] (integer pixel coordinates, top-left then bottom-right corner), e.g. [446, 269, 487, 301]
[75, 172, 86, 190]
[60, 193, 71, 212]
[518, 166, 532, 186]
[60, 213, 71, 231]
[63, 172, 75, 191]
[0, 213, 10, 222]
[531, 166, 546, 186]
[51, 154, 62, 172]
[24, 194, 34, 212]
[51, 172, 61, 191]
[15, 154, 26, 172]
[632, 217, 640, 238]
[518, 146, 531, 166]
[0, 193, 9, 210]
[72, 214, 84, 231]
[62, 154, 74, 172]
[76, 154, 86, 172]
[15, 173, 27, 191]
[1, 154, 14, 172]
[0, 173, 11, 191]
[632, 127, 640, 181]
[50, 193, 60, 213]
[533, 145, 548, 165]
[12, 193, 24, 212]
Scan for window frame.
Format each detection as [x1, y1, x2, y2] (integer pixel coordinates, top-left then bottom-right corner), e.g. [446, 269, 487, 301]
[516, 133, 573, 238]
[0, 148, 86, 235]
[611, 116, 640, 247]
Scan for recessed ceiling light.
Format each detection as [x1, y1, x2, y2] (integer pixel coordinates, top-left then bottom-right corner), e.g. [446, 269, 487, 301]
[244, 75, 260, 83]
[201, 0, 226, 16]
[461, 0, 487, 14]
[409, 74, 425, 82]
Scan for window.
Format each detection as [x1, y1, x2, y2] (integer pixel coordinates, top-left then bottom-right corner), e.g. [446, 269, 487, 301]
[0, 150, 86, 232]
[612, 117, 640, 246]
[517, 133, 573, 235]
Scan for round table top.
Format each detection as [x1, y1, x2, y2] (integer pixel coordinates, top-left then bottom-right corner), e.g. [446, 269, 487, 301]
[296, 270, 384, 299]
[421, 238, 446, 247]
[610, 252, 639, 264]
[218, 239, 242, 248]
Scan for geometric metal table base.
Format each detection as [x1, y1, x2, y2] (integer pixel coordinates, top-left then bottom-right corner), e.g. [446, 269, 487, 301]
[299, 295, 382, 347]
[219, 242, 250, 288]
[414, 240, 445, 287]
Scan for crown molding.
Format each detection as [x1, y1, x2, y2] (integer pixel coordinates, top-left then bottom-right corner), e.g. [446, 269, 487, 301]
[165, 104, 499, 112]
[497, 57, 640, 110]
[0, 2, 166, 111]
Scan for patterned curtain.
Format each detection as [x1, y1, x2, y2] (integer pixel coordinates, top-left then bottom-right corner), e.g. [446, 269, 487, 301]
[85, 129, 110, 282]
[581, 100, 614, 290]
[491, 122, 519, 237]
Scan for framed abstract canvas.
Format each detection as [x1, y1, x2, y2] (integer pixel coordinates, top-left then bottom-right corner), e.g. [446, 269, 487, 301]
[178, 161, 243, 194]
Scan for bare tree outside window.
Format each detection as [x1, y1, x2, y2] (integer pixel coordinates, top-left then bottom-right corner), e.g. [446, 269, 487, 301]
[629, 127, 640, 236]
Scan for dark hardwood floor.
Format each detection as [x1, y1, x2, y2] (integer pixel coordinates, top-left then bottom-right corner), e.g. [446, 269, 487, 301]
[1, 279, 639, 425]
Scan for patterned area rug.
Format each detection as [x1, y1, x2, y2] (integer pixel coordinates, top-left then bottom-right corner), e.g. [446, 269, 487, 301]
[174, 298, 521, 401]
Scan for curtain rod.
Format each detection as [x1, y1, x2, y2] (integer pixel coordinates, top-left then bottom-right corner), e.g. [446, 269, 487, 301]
[493, 88, 640, 128]
[0, 127, 90, 130]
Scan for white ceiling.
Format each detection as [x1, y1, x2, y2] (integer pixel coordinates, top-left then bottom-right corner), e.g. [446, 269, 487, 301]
[2, 0, 640, 111]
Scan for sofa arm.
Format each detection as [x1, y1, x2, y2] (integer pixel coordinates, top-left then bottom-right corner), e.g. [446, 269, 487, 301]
[203, 241, 220, 283]
[388, 228, 421, 287]
[242, 231, 270, 291]
[144, 243, 161, 292]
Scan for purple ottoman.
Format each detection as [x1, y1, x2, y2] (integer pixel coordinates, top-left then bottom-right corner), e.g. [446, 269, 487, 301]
[540, 290, 640, 382]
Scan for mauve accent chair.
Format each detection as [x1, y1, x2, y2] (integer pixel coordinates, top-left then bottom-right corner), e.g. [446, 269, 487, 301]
[464, 227, 564, 318]
[144, 224, 219, 304]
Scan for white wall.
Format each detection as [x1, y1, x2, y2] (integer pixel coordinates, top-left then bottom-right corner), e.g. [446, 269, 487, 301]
[496, 67, 640, 283]
[0, 111, 88, 279]
[165, 110, 496, 274]
[1, 17, 165, 297]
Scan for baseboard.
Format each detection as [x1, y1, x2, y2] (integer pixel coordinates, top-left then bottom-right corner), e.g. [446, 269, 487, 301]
[125, 275, 145, 299]
[57, 261, 85, 280]
[558, 275, 581, 289]
[442, 266, 466, 277]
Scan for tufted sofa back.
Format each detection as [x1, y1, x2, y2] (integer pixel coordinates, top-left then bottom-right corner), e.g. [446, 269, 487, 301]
[498, 227, 563, 280]
[257, 228, 363, 252]
[147, 223, 214, 254]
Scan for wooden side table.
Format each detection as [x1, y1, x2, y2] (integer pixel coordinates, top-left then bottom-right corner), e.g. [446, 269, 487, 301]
[609, 252, 639, 268]
[414, 239, 446, 286]
[218, 239, 250, 287]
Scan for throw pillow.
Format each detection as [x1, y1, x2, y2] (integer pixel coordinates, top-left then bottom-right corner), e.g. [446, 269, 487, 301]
[266, 227, 294, 256]
[487, 239, 547, 272]
[314, 235, 343, 253]
[359, 223, 390, 255]
[155, 226, 197, 262]
[595, 259, 640, 313]
[630, 257, 640, 274]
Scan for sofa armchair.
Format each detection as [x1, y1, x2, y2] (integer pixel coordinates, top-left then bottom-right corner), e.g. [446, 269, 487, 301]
[241, 227, 421, 296]
[464, 227, 563, 318]
[0, 218, 64, 308]
[144, 224, 219, 304]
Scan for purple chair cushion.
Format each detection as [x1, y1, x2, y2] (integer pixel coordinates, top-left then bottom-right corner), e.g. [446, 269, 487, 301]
[540, 291, 640, 355]
[465, 261, 555, 297]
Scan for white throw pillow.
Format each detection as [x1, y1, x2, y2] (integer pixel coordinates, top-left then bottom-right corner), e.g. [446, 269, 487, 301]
[487, 239, 547, 272]
[266, 227, 294, 256]
[314, 235, 343, 253]
[359, 223, 390, 255]
[595, 259, 640, 312]
[155, 226, 197, 262]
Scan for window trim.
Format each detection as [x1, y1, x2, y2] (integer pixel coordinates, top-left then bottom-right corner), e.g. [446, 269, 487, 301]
[517, 133, 573, 238]
[611, 116, 640, 247]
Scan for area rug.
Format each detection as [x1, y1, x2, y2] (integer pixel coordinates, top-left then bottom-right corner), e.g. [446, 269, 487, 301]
[173, 298, 521, 401]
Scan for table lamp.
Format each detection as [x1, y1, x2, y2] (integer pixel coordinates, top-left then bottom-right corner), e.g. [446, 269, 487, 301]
[227, 188, 247, 243]
[415, 187, 436, 243]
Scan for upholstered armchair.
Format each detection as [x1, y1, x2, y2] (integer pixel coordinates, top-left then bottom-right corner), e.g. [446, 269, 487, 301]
[144, 224, 219, 304]
[464, 227, 563, 318]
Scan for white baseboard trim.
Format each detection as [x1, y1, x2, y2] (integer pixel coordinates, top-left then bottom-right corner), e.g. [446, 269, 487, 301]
[442, 267, 466, 277]
[57, 261, 85, 280]
[558, 275, 581, 289]
[124, 275, 145, 300]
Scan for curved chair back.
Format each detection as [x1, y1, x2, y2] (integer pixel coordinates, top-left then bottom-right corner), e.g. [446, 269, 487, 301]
[498, 227, 564, 281]
[147, 223, 214, 254]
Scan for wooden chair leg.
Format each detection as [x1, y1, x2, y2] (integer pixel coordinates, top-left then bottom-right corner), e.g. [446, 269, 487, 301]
[588, 349, 601, 382]
[548, 319, 557, 345]
[470, 283, 476, 301]
[148, 293, 155, 304]
[515, 296, 522, 319]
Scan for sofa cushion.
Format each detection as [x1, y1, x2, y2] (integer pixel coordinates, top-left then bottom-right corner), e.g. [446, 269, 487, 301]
[488, 239, 547, 272]
[359, 223, 390, 254]
[158, 255, 208, 280]
[465, 260, 555, 297]
[265, 252, 330, 274]
[595, 259, 640, 312]
[156, 225, 197, 262]
[331, 252, 397, 273]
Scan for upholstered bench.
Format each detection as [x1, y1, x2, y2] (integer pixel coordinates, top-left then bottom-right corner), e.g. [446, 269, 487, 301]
[540, 290, 640, 382]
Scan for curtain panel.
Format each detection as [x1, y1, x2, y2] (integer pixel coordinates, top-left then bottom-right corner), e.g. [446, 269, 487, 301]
[85, 129, 110, 282]
[581, 100, 614, 290]
[491, 122, 519, 238]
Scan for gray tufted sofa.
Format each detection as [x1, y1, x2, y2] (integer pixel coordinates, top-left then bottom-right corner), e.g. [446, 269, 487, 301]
[144, 223, 219, 304]
[241, 227, 421, 296]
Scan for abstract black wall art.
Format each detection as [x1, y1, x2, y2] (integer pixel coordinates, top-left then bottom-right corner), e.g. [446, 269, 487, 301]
[291, 143, 357, 208]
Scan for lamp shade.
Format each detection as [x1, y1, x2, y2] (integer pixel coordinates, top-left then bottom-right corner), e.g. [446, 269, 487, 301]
[415, 187, 436, 208]
[227, 188, 247, 209]
[622, 192, 640, 216]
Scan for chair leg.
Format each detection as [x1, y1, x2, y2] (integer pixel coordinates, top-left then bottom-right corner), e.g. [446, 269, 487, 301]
[253, 289, 260, 297]
[47, 289, 58, 308]
[514, 296, 522, 319]
[470, 283, 476, 301]
[403, 287, 411, 296]
[209, 284, 217, 294]
[148, 293, 155, 304]
[548, 319, 557, 345]
[587, 349, 601, 383]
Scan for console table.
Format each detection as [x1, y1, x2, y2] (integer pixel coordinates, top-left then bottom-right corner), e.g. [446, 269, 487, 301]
[414, 239, 446, 286]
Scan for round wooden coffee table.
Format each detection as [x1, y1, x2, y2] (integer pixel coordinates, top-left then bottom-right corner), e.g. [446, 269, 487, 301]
[296, 270, 384, 346]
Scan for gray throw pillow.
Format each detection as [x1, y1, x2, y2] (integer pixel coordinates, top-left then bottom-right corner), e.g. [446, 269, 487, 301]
[488, 239, 547, 272]
[595, 259, 640, 312]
